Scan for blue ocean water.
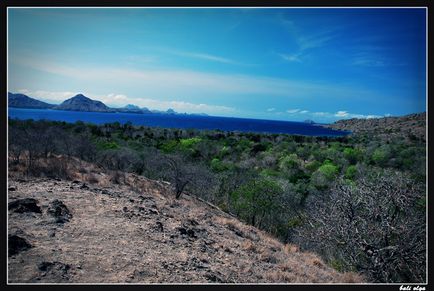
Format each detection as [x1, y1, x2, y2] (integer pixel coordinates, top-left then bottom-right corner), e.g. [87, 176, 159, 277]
[8, 108, 350, 137]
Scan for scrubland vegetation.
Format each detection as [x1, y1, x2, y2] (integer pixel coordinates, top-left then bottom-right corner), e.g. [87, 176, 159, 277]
[8, 117, 426, 283]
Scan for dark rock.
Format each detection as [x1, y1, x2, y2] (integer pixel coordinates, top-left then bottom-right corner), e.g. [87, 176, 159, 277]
[37, 261, 71, 281]
[155, 221, 164, 232]
[72, 180, 80, 184]
[177, 227, 187, 235]
[9, 198, 42, 214]
[205, 272, 224, 283]
[80, 183, 89, 189]
[148, 209, 158, 215]
[8, 186, 17, 191]
[47, 200, 72, 223]
[187, 219, 199, 226]
[176, 227, 197, 238]
[123, 207, 128, 212]
[187, 229, 196, 238]
[8, 234, 32, 256]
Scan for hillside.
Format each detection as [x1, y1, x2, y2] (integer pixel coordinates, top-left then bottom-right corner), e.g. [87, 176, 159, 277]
[325, 112, 426, 141]
[8, 92, 55, 109]
[7, 158, 363, 283]
[55, 94, 114, 112]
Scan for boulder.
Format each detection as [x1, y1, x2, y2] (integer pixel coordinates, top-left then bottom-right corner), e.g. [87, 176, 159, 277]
[8, 234, 32, 256]
[47, 200, 72, 223]
[9, 198, 42, 214]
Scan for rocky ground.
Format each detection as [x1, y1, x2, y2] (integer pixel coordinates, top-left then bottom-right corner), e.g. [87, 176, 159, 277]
[8, 168, 364, 284]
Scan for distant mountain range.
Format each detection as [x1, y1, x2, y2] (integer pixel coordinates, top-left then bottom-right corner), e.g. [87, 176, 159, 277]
[7, 92, 208, 116]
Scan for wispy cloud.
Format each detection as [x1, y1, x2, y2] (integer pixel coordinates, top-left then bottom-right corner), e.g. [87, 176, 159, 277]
[156, 47, 241, 65]
[277, 52, 302, 63]
[286, 108, 300, 114]
[12, 55, 385, 101]
[16, 89, 236, 115]
[268, 107, 382, 121]
[266, 108, 276, 112]
[172, 51, 236, 64]
[297, 32, 335, 51]
[123, 55, 158, 64]
[277, 16, 339, 63]
[352, 58, 386, 67]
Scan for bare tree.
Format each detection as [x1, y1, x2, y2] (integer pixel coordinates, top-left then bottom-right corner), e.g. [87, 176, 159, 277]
[163, 154, 216, 200]
[295, 169, 426, 282]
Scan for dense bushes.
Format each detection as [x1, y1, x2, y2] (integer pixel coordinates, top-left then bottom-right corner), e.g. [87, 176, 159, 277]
[8, 118, 426, 282]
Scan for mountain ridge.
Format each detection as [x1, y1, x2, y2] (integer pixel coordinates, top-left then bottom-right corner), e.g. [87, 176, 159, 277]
[8, 92, 55, 109]
[7, 92, 206, 116]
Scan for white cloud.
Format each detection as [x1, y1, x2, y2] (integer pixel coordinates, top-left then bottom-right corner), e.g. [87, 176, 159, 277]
[335, 110, 349, 117]
[312, 111, 330, 117]
[286, 108, 300, 114]
[267, 108, 276, 112]
[299, 110, 309, 114]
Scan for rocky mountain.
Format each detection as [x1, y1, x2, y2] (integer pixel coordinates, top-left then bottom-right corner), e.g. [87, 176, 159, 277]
[7, 157, 363, 283]
[325, 112, 426, 142]
[114, 104, 144, 114]
[55, 94, 114, 112]
[141, 107, 152, 114]
[124, 104, 140, 110]
[8, 92, 55, 109]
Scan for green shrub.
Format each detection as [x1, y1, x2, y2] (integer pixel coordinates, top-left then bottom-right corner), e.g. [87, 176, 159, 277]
[97, 141, 119, 150]
[345, 165, 357, 180]
[318, 161, 338, 180]
[179, 137, 202, 150]
[160, 140, 179, 153]
[210, 158, 231, 172]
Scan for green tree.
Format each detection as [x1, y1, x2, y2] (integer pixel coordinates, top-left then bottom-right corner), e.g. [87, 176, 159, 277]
[231, 178, 283, 228]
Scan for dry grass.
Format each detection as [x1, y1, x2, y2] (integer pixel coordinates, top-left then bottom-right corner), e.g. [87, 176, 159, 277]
[340, 272, 366, 283]
[265, 270, 299, 283]
[242, 241, 257, 253]
[282, 244, 299, 254]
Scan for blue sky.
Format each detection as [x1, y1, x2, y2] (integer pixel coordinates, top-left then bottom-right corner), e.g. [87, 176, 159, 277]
[8, 8, 426, 122]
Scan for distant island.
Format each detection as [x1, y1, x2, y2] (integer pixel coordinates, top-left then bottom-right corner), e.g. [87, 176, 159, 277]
[7, 92, 208, 116]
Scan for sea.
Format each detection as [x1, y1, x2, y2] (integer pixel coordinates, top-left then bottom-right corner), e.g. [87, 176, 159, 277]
[8, 107, 350, 137]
